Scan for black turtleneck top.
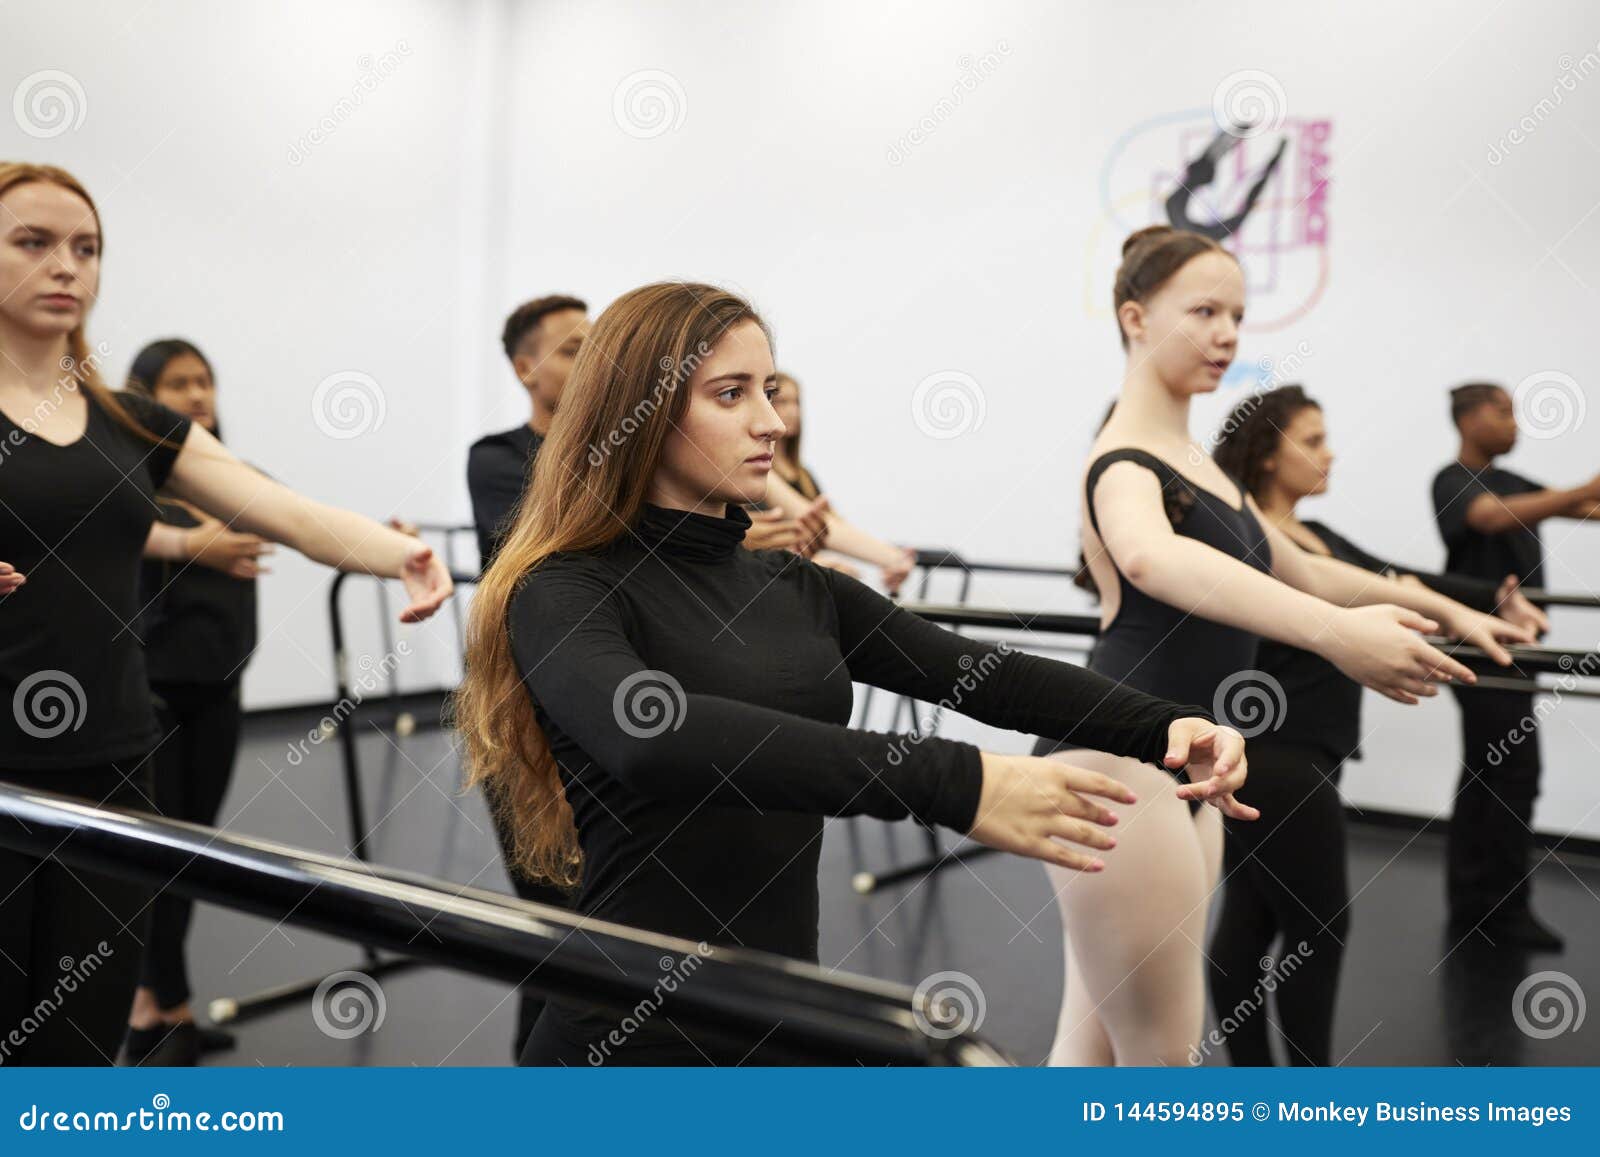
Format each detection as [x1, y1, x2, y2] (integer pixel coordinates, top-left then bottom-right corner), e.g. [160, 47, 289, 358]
[507, 501, 1206, 1064]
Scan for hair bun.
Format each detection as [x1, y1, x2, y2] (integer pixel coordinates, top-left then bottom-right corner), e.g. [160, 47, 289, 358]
[1121, 224, 1175, 257]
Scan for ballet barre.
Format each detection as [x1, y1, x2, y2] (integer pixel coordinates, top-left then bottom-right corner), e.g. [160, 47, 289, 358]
[848, 601, 1599, 894]
[0, 783, 1008, 1066]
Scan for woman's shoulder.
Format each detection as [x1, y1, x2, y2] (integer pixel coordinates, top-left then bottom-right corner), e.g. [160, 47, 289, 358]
[518, 548, 624, 590]
[105, 388, 189, 439]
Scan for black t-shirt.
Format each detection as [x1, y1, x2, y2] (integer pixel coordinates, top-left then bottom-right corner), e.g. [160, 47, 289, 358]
[1432, 461, 1545, 585]
[1256, 519, 1500, 765]
[138, 499, 258, 685]
[467, 424, 542, 567]
[510, 501, 1202, 1061]
[0, 388, 191, 769]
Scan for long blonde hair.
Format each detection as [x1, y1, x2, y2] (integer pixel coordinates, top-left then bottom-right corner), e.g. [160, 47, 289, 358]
[0, 162, 170, 446]
[451, 281, 770, 885]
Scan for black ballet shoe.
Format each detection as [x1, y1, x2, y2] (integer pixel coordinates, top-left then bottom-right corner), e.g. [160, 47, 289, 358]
[1482, 909, 1566, 953]
[123, 1020, 200, 1066]
[1449, 909, 1566, 954]
[196, 1023, 237, 1054]
[122, 1022, 168, 1061]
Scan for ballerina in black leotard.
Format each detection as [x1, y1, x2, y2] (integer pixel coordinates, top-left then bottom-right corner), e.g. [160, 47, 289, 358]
[1206, 386, 1535, 1066]
[1036, 226, 1481, 1067]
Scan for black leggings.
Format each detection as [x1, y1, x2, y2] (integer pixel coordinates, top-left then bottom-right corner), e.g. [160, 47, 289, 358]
[140, 680, 243, 1009]
[1447, 685, 1540, 922]
[0, 756, 155, 1065]
[1208, 739, 1349, 1066]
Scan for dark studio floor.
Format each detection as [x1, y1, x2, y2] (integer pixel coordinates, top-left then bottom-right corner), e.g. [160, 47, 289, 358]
[146, 708, 1598, 1068]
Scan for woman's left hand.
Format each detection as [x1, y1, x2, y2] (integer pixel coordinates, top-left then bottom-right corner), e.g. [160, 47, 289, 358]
[1163, 718, 1257, 820]
[398, 542, 453, 622]
[1442, 606, 1535, 666]
[1496, 574, 1550, 639]
[880, 547, 917, 596]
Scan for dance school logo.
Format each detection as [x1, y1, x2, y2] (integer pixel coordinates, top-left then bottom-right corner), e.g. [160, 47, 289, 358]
[1090, 81, 1332, 376]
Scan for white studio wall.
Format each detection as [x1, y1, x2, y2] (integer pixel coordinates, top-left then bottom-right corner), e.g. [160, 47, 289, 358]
[3, 0, 1597, 834]
[2, 0, 508, 712]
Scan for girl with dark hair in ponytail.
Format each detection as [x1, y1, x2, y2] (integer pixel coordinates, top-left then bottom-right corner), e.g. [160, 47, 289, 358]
[121, 338, 265, 1064]
[0, 163, 452, 1066]
[1206, 385, 1539, 1065]
[1031, 225, 1515, 1067]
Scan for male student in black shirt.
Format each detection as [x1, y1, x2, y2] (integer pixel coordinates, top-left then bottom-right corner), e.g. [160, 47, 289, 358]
[468, 294, 591, 567]
[1432, 382, 1600, 952]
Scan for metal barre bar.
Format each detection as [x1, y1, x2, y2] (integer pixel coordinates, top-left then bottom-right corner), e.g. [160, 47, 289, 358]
[0, 784, 1006, 1067]
[894, 602, 1599, 678]
[903, 550, 1600, 611]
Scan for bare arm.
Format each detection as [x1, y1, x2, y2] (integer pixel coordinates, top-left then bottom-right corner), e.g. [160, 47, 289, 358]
[162, 423, 450, 621]
[1562, 496, 1600, 521]
[1096, 463, 1344, 650]
[1092, 461, 1474, 700]
[1465, 477, 1600, 534]
[1256, 516, 1533, 664]
[762, 471, 914, 589]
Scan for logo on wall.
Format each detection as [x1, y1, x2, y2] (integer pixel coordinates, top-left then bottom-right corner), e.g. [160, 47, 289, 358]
[1089, 107, 1332, 378]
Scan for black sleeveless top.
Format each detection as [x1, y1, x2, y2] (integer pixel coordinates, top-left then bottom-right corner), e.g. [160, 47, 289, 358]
[1035, 448, 1272, 760]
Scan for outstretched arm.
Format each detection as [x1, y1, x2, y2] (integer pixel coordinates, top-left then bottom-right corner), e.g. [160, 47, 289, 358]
[164, 423, 450, 622]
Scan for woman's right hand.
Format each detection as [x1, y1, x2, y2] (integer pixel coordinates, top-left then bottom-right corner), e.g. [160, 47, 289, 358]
[186, 521, 273, 579]
[967, 752, 1137, 872]
[0, 560, 24, 595]
[1320, 604, 1477, 704]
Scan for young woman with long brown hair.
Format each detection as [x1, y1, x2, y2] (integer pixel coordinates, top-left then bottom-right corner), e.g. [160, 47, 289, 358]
[0, 162, 452, 1065]
[1033, 225, 1515, 1067]
[454, 280, 1250, 1066]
